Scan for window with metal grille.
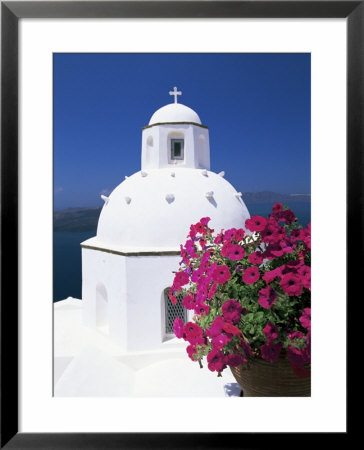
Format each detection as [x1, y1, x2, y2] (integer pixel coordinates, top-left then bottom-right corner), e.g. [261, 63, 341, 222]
[164, 288, 187, 335]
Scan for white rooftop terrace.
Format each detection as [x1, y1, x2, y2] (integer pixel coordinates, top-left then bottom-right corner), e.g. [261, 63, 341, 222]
[54, 298, 241, 397]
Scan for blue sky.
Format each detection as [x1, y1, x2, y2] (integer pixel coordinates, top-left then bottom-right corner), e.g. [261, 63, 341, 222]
[53, 53, 310, 211]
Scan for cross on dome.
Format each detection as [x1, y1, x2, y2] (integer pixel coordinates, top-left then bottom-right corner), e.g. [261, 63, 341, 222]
[169, 86, 182, 103]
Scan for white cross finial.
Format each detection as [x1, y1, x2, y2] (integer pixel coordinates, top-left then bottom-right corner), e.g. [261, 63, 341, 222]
[169, 86, 182, 103]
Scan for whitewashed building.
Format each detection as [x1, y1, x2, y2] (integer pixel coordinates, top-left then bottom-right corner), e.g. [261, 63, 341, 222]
[80, 88, 251, 353]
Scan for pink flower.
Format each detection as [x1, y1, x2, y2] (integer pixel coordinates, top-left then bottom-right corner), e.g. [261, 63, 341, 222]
[182, 294, 196, 310]
[169, 292, 177, 305]
[272, 202, 283, 215]
[227, 244, 245, 261]
[298, 265, 311, 290]
[212, 264, 231, 284]
[260, 342, 282, 363]
[258, 286, 277, 309]
[242, 266, 260, 285]
[173, 317, 184, 339]
[226, 353, 246, 367]
[263, 321, 279, 341]
[223, 322, 242, 336]
[186, 344, 198, 361]
[209, 316, 225, 337]
[184, 322, 204, 345]
[261, 222, 282, 244]
[207, 348, 227, 372]
[270, 240, 293, 257]
[223, 228, 237, 241]
[286, 345, 305, 366]
[222, 299, 243, 324]
[280, 272, 303, 296]
[173, 271, 189, 287]
[299, 308, 311, 330]
[248, 251, 263, 265]
[240, 338, 253, 357]
[262, 267, 282, 284]
[245, 215, 268, 232]
[194, 303, 210, 316]
[200, 217, 211, 226]
[207, 282, 218, 300]
[214, 231, 224, 244]
[211, 333, 230, 350]
[234, 228, 245, 242]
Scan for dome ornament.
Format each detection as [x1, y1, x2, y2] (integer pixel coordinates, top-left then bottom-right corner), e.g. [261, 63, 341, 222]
[124, 196, 132, 204]
[218, 171, 225, 177]
[101, 195, 109, 205]
[165, 194, 175, 203]
[171, 172, 175, 177]
[205, 191, 214, 199]
[141, 171, 148, 177]
[235, 192, 242, 198]
[169, 86, 182, 104]
[202, 170, 208, 177]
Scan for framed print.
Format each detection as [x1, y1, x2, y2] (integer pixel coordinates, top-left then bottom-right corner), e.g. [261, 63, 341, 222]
[1, 1, 359, 448]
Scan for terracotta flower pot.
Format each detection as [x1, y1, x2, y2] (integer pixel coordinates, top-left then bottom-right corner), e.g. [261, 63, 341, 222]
[230, 354, 311, 397]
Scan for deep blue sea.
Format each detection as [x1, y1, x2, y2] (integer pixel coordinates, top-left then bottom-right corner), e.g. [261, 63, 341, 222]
[53, 202, 310, 302]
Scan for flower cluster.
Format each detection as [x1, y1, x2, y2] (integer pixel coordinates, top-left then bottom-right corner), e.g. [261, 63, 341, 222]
[170, 204, 311, 377]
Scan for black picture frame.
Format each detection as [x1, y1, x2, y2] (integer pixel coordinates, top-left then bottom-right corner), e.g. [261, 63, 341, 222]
[1, 1, 358, 448]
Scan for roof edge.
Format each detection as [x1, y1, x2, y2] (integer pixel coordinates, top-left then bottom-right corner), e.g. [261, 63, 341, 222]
[142, 121, 208, 130]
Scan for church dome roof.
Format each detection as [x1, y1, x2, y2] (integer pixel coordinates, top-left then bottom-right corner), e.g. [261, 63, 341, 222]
[94, 169, 250, 251]
[148, 103, 202, 126]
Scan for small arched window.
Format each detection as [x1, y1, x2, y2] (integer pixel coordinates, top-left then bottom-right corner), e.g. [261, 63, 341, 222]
[163, 288, 187, 336]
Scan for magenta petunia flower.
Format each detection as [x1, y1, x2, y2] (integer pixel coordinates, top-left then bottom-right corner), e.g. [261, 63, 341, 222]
[174, 271, 189, 287]
[298, 265, 311, 290]
[226, 353, 246, 367]
[222, 299, 243, 324]
[258, 286, 277, 309]
[242, 266, 260, 285]
[245, 215, 268, 232]
[211, 333, 230, 350]
[280, 272, 303, 296]
[200, 217, 211, 226]
[263, 321, 279, 341]
[223, 322, 242, 336]
[173, 317, 185, 339]
[223, 228, 237, 242]
[212, 264, 231, 284]
[208, 316, 225, 338]
[234, 228, 245, 242]
[186, 344, 198, 361]
[299, 308, 311, 330]
[240, 338, 253, 357]
[286, 345, 305, 366]
[182, 294, 196, 310]
[260, 342, 282, 363]
[207, 348, 227, 372]
[272, 202, 283, 215]
[214, 231, 225, 244]
[262, 267, 282, 284]
[183, 322, 204, 345]
[261, 222, 282, 244]
[207, 282, 218, 300]
[277, 209, 296, 225]
[227, 244, 245, 261]
[248, 251, 263, 265]
[270, 240, 293, 257]
[194, 303, 210, 316]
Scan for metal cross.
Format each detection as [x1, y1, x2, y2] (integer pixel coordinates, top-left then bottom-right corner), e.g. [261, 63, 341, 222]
[169, 86, 182, 103]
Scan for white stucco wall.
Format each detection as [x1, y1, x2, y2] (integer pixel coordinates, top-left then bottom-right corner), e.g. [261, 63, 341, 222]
[82, 247, 189, 352]
[141, 123, 210, 170]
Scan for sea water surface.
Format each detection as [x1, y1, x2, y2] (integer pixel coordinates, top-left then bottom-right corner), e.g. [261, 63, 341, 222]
[53, 202, 310, 302]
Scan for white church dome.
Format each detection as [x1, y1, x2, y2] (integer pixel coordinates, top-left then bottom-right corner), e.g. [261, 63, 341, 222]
[95, 169, 250, 250]
[149, 103, 202, 126]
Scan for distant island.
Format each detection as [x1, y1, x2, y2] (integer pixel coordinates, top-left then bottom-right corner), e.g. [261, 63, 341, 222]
[53, 191, 310, 232]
